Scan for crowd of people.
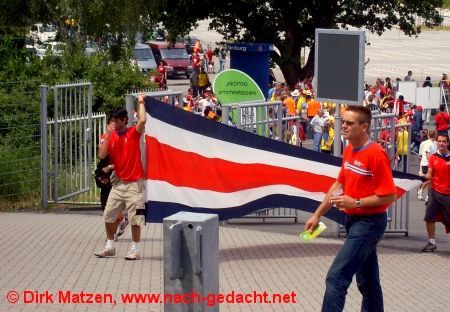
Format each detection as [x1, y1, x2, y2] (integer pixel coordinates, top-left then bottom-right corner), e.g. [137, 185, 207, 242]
[267, 73, 449, 161]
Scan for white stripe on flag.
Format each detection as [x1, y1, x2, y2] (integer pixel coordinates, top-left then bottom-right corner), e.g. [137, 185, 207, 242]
[146, 180, 326, 208]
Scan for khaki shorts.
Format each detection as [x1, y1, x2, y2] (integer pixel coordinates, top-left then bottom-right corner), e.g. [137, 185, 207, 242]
[104, 179, 145, 227]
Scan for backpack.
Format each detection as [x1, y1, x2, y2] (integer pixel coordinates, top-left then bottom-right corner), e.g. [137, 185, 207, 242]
[94, 158, 112, 189]
[198, 73, 209, 87]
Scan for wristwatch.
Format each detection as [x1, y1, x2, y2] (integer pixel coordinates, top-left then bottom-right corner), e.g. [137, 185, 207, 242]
[355, 198, 362, 208]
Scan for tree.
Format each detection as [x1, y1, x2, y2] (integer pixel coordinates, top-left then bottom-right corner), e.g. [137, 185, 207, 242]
[153, 0, 443, 87]
[61, 0, 150, 61]
[0, 0, 56, 29]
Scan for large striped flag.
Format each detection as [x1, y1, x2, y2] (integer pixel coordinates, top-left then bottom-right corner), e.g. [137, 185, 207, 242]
[143, 97, 420, 223]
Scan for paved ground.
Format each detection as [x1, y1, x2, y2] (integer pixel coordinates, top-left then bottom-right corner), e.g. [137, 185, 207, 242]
[0, 201, 448, 312]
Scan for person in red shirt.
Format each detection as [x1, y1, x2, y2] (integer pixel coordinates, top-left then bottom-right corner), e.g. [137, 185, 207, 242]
[205, 45, 214, 73]
[422, 134, 450, 252]
[434, 104, 450, 136]
[156, 61, 167, 88]
[305, 105, 396, 311]
[96, 116, 128, 241]
[95, 94, 147, 260]
[191, 51, 201, 72]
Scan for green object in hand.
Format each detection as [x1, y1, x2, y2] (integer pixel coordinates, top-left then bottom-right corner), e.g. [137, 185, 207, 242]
[299, 222, 327, 242]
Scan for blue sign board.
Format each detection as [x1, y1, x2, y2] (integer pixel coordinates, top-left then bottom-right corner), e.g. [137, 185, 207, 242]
[228, 43, 273, 98]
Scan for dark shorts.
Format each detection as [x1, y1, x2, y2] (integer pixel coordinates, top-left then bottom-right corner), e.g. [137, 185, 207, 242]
[424, 189, 450, 226]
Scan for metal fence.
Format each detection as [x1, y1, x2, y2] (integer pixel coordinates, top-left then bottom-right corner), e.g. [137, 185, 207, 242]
[370, 113, 412, 235]
[0, 80, 42, 208]
[53, 89, 183, 205]
[222, 101, 301, 222]
[40, 82, 95, 208]
[223, 103, 414, 232]
[46, 112, 106, 204]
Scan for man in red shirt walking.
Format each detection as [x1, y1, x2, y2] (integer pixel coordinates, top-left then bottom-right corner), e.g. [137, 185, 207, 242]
[95, 94, 147, 260]
[422, 134, 450, 252]
[305, 105, 397, 311]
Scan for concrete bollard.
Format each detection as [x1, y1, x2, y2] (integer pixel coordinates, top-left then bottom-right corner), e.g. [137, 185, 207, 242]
[163, 212, 219, 311]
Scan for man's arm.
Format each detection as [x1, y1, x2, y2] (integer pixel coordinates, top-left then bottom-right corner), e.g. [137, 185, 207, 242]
[332, 193, 397, 210]
[98, 122, 115, 160]
[98, 134, 109, 160]
[425, 166, 433, 181]
[304, 181, 342, 231]
[136, 94, 147, 134]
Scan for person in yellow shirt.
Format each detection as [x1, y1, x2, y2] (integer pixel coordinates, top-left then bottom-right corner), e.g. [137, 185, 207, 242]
[397, 125, 409, 172]
[320, 122, 334, 154]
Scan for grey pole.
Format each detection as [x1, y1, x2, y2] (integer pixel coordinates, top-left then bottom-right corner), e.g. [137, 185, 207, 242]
[86, 84, 93, 188]
[333, 103, 342, 157]
[126, 94, 134, 127]
[40, 85, 48, 209]
[330, 102, 342, 237]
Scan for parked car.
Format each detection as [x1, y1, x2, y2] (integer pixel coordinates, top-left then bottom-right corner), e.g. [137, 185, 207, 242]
[84, 41, 99, 56]
[36, 41, 64, 59]
[147, 41, 192, 78]
[132, 43, 157, 73]
[181, 35, 200, 55]
[30, 23, 57, 43]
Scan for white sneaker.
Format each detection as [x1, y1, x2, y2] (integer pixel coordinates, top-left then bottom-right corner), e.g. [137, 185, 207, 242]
[94, 248, 116, 258]
[417, 189, 424, 200]
[124, 249, 140, 260]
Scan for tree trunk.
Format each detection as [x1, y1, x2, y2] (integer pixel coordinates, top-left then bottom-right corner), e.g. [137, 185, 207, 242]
[278, 46, 315, 89]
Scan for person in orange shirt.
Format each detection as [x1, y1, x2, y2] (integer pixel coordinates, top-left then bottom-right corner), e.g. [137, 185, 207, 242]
[283, 93, 296, 116]
[305, 90, 321, 137]
[306, 94, 321, 120]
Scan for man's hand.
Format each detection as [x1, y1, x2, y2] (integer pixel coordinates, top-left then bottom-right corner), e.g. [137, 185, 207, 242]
[138, 94, 145, 104]
[305, 215, 320, 233]
[329, 194, 356, 210]
[136, 93, 147, 134]
[106, 122, 115, 134]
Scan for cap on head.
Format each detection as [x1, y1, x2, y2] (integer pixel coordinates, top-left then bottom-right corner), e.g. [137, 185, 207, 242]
[291, 89, 300, 97]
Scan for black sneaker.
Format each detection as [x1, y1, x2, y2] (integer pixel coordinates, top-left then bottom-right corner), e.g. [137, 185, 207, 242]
[421, 242, 437, 252]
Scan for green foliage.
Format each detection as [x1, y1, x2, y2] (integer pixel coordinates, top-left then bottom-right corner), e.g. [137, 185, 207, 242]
[1, 43, 154, 112]
[0, 42, 155, 204]
[0, 80, 41, 202]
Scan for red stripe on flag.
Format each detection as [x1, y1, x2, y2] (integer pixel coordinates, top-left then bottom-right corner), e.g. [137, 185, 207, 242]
[146, 136, 335, 193]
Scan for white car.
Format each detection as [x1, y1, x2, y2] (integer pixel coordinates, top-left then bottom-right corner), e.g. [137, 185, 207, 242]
[31, 23, 57, 43]
[85, 41, 99, 56]
[36, 42, 64, 59]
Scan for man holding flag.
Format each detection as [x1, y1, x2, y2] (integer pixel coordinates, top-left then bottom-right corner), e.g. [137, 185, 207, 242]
[95, 94, 147, 260]
[305, 105, 397, 312]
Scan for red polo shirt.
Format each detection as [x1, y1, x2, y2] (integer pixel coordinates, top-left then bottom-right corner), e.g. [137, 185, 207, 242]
[107, 126, 144, 182]
[338, 141, 397, 215]
[435, 112, 450, 132]
[429, 152, 450, 194]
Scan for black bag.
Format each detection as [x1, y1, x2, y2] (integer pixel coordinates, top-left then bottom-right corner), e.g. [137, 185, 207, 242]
[94, 158, 112, 189]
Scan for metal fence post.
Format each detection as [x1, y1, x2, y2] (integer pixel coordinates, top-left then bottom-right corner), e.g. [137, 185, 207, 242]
[126, 94, 134, 126]
[87, 84, 93, 188]
[40, 85, 48, 209]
